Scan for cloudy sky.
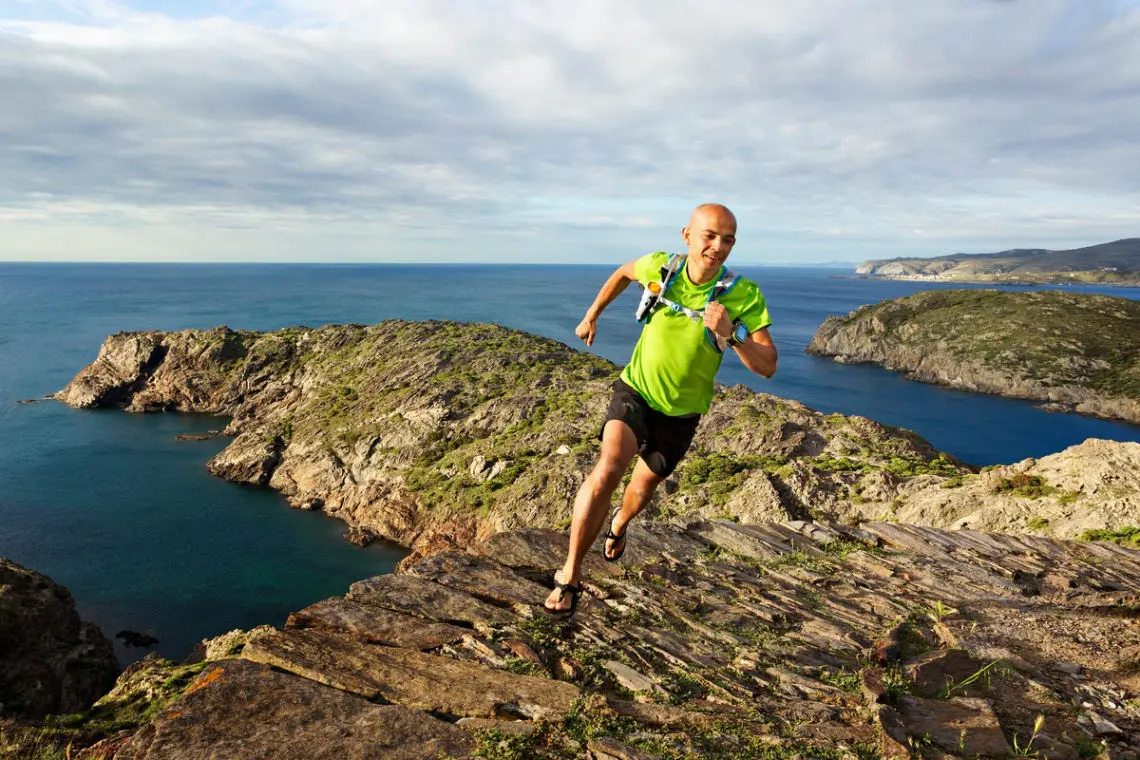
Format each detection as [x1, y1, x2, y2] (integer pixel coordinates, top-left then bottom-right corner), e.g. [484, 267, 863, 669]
[1, 0, 1138, 264]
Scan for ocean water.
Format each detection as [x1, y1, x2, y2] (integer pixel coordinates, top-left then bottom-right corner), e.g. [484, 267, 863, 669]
[2, 263, 1138, 664]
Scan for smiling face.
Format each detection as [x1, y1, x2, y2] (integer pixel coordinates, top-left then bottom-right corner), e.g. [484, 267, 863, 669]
[681, 204, 737, 285]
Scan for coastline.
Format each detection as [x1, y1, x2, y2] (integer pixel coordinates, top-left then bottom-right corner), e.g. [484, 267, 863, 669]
[834, 273, 1140, 288]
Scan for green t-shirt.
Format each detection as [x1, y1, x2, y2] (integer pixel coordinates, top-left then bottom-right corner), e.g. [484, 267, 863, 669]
[620, 252, 772, 417]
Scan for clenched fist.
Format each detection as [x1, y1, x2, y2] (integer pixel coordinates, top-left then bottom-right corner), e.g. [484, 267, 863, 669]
[576, 317, 597, 346]
[703, 301, 733, 340]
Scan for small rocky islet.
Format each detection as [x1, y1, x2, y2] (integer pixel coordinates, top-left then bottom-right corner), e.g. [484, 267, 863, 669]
[807, 289, 1140, 426]
[4, 319, 1140, 759]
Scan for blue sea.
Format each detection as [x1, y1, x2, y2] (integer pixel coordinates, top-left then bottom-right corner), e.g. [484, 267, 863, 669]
[2, 263, 1138, 665]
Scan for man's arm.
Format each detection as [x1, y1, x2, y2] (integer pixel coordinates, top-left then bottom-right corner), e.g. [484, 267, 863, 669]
[576, 260, 639, 346]
[734, 326, 778, 379]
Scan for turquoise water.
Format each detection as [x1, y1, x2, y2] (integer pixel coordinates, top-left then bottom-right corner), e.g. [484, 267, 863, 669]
[2, 263, 1138, 664]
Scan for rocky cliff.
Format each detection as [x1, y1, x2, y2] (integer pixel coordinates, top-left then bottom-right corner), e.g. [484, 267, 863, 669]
[26, 519, 1140, 759]
[855, 238, 1140, 286]
[54, 322, 980, 560]
[806, 290, 1140, 425]
[0, 559, 119, 720]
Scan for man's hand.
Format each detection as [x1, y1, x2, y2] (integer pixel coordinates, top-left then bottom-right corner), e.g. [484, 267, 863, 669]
[703, 301, 733, 340]
[576, 317, 597, 346]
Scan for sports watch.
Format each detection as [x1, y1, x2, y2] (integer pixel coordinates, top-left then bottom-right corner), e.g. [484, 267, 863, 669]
[727, 321, 749, 347]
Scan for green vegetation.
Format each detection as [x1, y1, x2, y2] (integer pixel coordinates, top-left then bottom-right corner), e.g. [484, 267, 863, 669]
[1026, 516, 1050, 530]
[881, 665, 913, 701]
[938, 658, 1009, 698]
[1009, 714, 1046, 759]
[1, 659, 211, 758]
[0, 726, 71, 760]
[1058, 490, 1082, 506]
[926, 600, 957, 622]
[1077, 526, 1140, 548]
[991, 472, 1057, 499]
[817, 666, 861, 693]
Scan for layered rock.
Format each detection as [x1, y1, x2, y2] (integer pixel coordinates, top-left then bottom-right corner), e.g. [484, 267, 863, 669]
[55, 322, 973, 558]
[807, 289, 1140, 424]
[95, 519, 1140, 759]
[0, 559, 119, 719]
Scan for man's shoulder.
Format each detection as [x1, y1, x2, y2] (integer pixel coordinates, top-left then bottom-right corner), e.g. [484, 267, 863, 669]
[634, 251, 675, 282]
[724, 272, 763, 297]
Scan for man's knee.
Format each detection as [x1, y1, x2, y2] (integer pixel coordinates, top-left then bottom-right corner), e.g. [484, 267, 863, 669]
[590, 456, 629, 492]
[626, 473, 663, 503]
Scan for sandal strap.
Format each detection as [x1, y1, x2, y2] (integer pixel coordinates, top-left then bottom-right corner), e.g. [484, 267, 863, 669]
[554, 581, 583, 593]
[605, 508, 626, 540]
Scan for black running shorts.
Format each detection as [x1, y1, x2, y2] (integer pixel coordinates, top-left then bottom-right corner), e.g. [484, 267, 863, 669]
[600, 379, 700, 478]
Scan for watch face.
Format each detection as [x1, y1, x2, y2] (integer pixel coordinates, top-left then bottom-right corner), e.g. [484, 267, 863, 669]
[734, 323, 749, 342]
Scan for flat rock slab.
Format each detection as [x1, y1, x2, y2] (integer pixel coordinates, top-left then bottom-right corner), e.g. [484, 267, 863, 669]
[243, 627, 579, 720]
[405, 551, 550, 606]
[689, 520, 788, 561]
[588, 737, 664, 760]
[113, 659, 473, 760]
[347, 573, 513, 630]
[903, 648, 986, 698]
[469, 528, 569, 570]
[471, 528, 624, 579]
[612, 520, 709, 566]
[285, 597, 468, 649]
[897, 695, 1010, 757]
[603, 660, 666, 697]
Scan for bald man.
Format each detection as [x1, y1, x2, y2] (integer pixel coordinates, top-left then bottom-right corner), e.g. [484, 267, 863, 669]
[545, 203, 778, 617]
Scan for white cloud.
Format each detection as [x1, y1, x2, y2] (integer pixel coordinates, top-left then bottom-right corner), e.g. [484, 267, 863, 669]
[0, 0, 1138, 262]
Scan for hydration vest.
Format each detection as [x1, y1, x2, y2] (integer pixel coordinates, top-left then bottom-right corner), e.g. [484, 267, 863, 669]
[634, 253, 742, 353]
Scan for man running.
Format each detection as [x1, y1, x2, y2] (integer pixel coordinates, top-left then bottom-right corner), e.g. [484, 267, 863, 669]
[544, 203, 778, 617]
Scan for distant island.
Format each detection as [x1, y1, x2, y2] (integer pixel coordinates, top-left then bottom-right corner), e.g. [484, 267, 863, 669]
[807, 289, 1140, 425]
[854, 238, 1140, 285]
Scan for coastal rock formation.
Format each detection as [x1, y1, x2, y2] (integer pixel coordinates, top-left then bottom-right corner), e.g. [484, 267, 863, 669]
[868, 438, 1140, 538]
[0, 559, 119, 719]
[806, 289, 1140, 425]
[56, 322, 972, 557]
[855, 238, 1140, 285]
[87, 519, 1140, 759]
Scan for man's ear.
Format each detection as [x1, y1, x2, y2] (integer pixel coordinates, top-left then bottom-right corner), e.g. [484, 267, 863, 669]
[680, 226, 690, 245]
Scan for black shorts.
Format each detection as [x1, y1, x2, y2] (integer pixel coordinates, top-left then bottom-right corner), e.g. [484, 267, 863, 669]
[600, 379, 700, 478]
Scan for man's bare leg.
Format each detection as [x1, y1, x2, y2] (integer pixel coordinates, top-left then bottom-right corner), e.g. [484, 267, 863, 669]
[544, 420, 638, 612]
[604, 458, 664, 559]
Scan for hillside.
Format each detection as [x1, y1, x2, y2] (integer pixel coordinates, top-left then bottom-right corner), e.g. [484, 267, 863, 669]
[53, 321, 965, 561]
[855, 238, 1140, 285]
[53, 321, 1140, 556]
[806, 289, 1140, 425]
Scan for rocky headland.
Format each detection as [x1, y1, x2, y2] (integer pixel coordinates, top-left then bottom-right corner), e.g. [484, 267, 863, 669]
[6, 319, 1140, 758]
[854, 239, 1140, 286]
[806, 290, 1140, 426]
[53, 321, 1140, 555]
[8, 519, 1140, 759]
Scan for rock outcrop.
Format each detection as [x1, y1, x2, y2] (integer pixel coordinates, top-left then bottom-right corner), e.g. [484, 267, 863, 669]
[0, 559, 120, 719]
[807, 289, 1140, 425]
[55, 322, 974, 558]
[68, 519, 1140, 759]
[874, 438, 1140, 538]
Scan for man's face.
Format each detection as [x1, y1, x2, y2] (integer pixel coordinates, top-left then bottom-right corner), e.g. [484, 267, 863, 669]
[682, 206, 737, 281]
